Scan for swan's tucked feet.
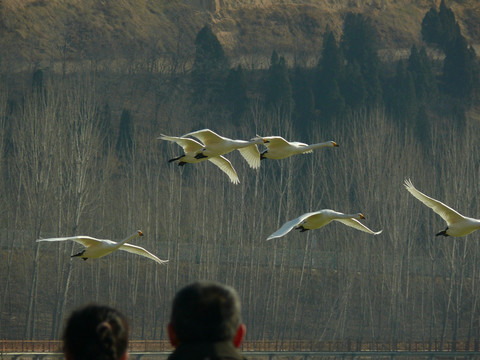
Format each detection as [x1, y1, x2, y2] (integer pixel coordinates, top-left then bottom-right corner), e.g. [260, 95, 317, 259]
[295, 226, 309, 232]
[72, 250, 86, 258]
[178, 162, 187, 166]
[260, 150, 267, 160]
[168, 155, 184, 163]
[194, 152, 208, 160]
[436, 228, 449, 237]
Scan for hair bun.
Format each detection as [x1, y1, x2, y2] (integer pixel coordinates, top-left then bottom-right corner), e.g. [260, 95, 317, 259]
[96, 321, 113, 334]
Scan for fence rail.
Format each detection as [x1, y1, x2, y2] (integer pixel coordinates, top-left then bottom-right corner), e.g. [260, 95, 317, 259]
[1, 340, 480, 353]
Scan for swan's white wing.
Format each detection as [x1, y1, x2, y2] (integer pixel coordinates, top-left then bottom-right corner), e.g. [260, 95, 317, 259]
[36, 236, 106, 247]
[263, 136, 291, 149]
[267, 212, 320, 240]
[158, 135, 204, 153]
[334, 218, 383, 235]
[119, 243, 169, 265]
[208, 156, 240, 184]
[237, 145, 261, 169]
[182, 129, 224, 146]
[404, 179, 464, 225]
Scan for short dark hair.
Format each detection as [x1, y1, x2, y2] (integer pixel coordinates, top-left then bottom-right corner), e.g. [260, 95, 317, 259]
[63, 304, 129, 360]
[170, 281, 242, 343]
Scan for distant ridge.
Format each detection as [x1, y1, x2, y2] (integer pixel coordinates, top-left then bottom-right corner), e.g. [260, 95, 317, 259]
[0, 0, 478, 69]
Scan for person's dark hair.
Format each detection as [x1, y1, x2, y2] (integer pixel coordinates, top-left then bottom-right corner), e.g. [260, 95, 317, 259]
[63, 304, 129, 360]
[170, 281, 242, 343]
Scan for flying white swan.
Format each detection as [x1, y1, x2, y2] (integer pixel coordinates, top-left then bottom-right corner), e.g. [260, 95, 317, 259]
[36, 230, 169, 264]
[254, 136, 339, 160]
[404, 178, 480, 237]
[158, 134, 240, 184]
[267, 210, 382, 240]
[182, 129, 266, 169]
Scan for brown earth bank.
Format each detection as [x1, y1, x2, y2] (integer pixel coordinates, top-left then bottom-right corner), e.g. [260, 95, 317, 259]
[0, 0, 479, 69]
[1, 339, 479, 352]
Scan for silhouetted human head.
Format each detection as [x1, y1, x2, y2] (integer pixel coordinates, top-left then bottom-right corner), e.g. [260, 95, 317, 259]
[63, 304, 129, 360]
[168, 281, 245, 347]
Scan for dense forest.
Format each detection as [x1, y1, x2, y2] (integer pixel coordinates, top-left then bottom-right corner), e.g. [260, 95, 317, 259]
[1, 0, 480, 350]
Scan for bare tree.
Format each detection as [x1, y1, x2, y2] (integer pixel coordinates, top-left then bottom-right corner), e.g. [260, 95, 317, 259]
[13, 82, 62, 339]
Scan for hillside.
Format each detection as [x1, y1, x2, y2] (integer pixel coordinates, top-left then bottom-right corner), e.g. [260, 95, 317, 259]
[2, 0, 480, 344]
[1, 0, 479, 71]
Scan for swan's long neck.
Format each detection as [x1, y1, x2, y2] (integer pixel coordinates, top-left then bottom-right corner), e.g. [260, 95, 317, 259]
[233, 138, 263, 148]
[468, 218, 480, 228]
[304, 141, 335, 151]
[116, 231, 142, 247]
[338, 213, 362, 219]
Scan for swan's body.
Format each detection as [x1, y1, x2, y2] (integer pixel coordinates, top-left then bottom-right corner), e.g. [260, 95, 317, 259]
[182, 129, 265, 169]
[158, 134, 240, 184]
[255, 136, 338, 160]
[404, 179, 480, 237]
[36, 230, 168, 264]
[267, 209, 382, 240]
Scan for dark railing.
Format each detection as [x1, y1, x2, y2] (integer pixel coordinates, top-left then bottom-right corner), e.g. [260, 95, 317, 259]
[1, 339, 480, 353]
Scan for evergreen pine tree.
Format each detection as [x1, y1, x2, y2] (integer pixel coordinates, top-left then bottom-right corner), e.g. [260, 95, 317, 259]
[224, 65, 248, 124]
[315, 30, 344, 110]
[32, 69, 44, 93]
[318, 30, 343, 82]
[421, 7, 440, 45]
[191, 25, 229, 106]
[443, 36, 477, 99]
[314, 30, 347, 120]
[438, 0, 462, 49]
[341, 62, 366, 111]
[291, 66, 315, 135]
[265, 51, 293, 116]
[322, 79, 345, 121]
[421, 0, 461, 50]
[341, 13, 382, 106]
[407, 45, 438, 104]
[385, 61, 418, 121]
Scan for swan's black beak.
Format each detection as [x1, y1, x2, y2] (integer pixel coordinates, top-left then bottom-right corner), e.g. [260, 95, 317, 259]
[332, 141, 339, 147]
[359, 214, 365, 219]
[138, 230, 144, 236]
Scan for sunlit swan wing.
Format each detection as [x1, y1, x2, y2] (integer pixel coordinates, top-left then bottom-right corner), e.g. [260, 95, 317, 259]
[267, 137, 310, 152]
[237, 145, 261, 169]
[36, 236, 109, 247]
[404, 179, 464, 225]
[334, 218, 383, 235]
[267, 212, 323, 240]
[182, 129, 225, 145]
[208, 156, 240, 184]
[119, 243, 169, 265]
[159, 134, 204, 154]
[404, 179, 480, 237]
[263, 136, 298, 149]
